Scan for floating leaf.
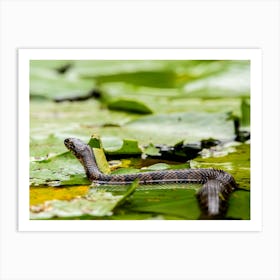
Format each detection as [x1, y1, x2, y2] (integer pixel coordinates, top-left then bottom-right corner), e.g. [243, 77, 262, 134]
[30, 151, 89, 186]
[30, 191, 122, 219]
[182, 61, 250, 98]
[30, 181, 139, 219]
[142, 143, 161, 156]
[95, 70, 177, 88]
[226, 190, 250, 220]
[122, 189, 201, 220]
[30, 67, 95, 100]
[29, 60, 250, 220]
[101, 137, 142, 155]
[107, 98, 153, 114]
[142, 163, 170, 171]
[191, 143, 250, 191]
[124, 112, 235, 145]
[72, 60, 169, 77]
[30, 185, 89, 206]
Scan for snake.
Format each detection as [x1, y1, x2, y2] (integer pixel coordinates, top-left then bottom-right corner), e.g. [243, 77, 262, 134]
[64, 138, 237, 218]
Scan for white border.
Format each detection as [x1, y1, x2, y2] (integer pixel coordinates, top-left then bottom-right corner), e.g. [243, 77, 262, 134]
[18, 49, 262, 232]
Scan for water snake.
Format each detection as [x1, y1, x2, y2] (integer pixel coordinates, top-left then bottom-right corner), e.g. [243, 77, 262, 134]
[64, 138, 237, 218]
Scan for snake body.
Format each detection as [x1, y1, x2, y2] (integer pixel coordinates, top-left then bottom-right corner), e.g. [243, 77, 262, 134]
[64, 138, 237, 218]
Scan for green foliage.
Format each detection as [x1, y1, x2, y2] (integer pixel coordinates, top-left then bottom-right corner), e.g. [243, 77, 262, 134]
[142, 143, 161, 156]
[30, 151, 90, 186]
[191, 144, 250, 190]
[107, 99, 153, 114]
[226, 190, 250, 220]
[29, 60, 251, 220]
[125, 111, 235, 144]
[120, 189, 201, 220]
[95, 70, 177, 88]
[30, 180, 139, 219]
[241, 98, 250, 127]
[101, 137, 142, 155]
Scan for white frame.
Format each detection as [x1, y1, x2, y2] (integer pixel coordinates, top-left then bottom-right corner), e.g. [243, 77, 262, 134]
[1, 1, 279, 279]
[18, 48, 262, 232]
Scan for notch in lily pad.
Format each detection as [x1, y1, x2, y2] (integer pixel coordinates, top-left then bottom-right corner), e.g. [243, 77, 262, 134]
[100, 136, 142, 156]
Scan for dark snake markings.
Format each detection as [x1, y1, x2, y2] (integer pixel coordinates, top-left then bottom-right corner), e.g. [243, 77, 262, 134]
[64, 138, 237, 218]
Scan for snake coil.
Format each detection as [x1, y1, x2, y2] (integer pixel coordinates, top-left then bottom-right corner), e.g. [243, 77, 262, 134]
[64, 138, 237, 218]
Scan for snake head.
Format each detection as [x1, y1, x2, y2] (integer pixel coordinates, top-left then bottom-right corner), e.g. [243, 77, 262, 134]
[64, 138, 88, 157]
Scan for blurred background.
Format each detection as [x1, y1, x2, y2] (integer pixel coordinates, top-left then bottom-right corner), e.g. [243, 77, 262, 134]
[29, 60, 250, 220]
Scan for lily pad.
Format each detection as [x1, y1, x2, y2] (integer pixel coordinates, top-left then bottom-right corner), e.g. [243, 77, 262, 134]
[121, 189, 201, 220]
[191, 143, 250, 190]
[94, 70, 177, 88]
[29, 60, 250, 220]
[30, 65, 95, 100]
[226, 190, 250, 220]
[107, 98, 153, 114]
[142, 143, 161, 156]
[124, 112, 235, 145]
[30, 151, 89, 186]
[30, 180, 139, 219]
[182, 61, 250, 98]
[142, 163, 170, 171]
[71, 60, 169, 77]
[100, 137, 142, 155]
[30, 191, 123, 219]
[30, 185, 90, 206]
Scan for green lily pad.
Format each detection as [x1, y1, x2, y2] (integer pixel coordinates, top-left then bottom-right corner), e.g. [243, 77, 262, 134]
[182, 61, 250, 98]
[72, 60, 169, 77]
[95, 70, 177, 88]
[191, 143, 250, 190]
[30, 151, 89, 186]
[107, 98, 153, 114]
[124, 112, 235, 145]
[29, 60, 250, 220]
[30, 180, 138, 219]
[121, 189, 201, 220]
[226, 190, 250, 220]
[143, 163, 170, 171]
[101, 137, 142, 155]
[30, 191, 122, 219]
[30, 65, 95, 100]
[30, 135, 143, 185]
[142, 143, 161, 156]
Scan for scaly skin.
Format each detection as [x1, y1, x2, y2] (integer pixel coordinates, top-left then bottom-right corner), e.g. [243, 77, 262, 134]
[64, 138, 237, 218]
